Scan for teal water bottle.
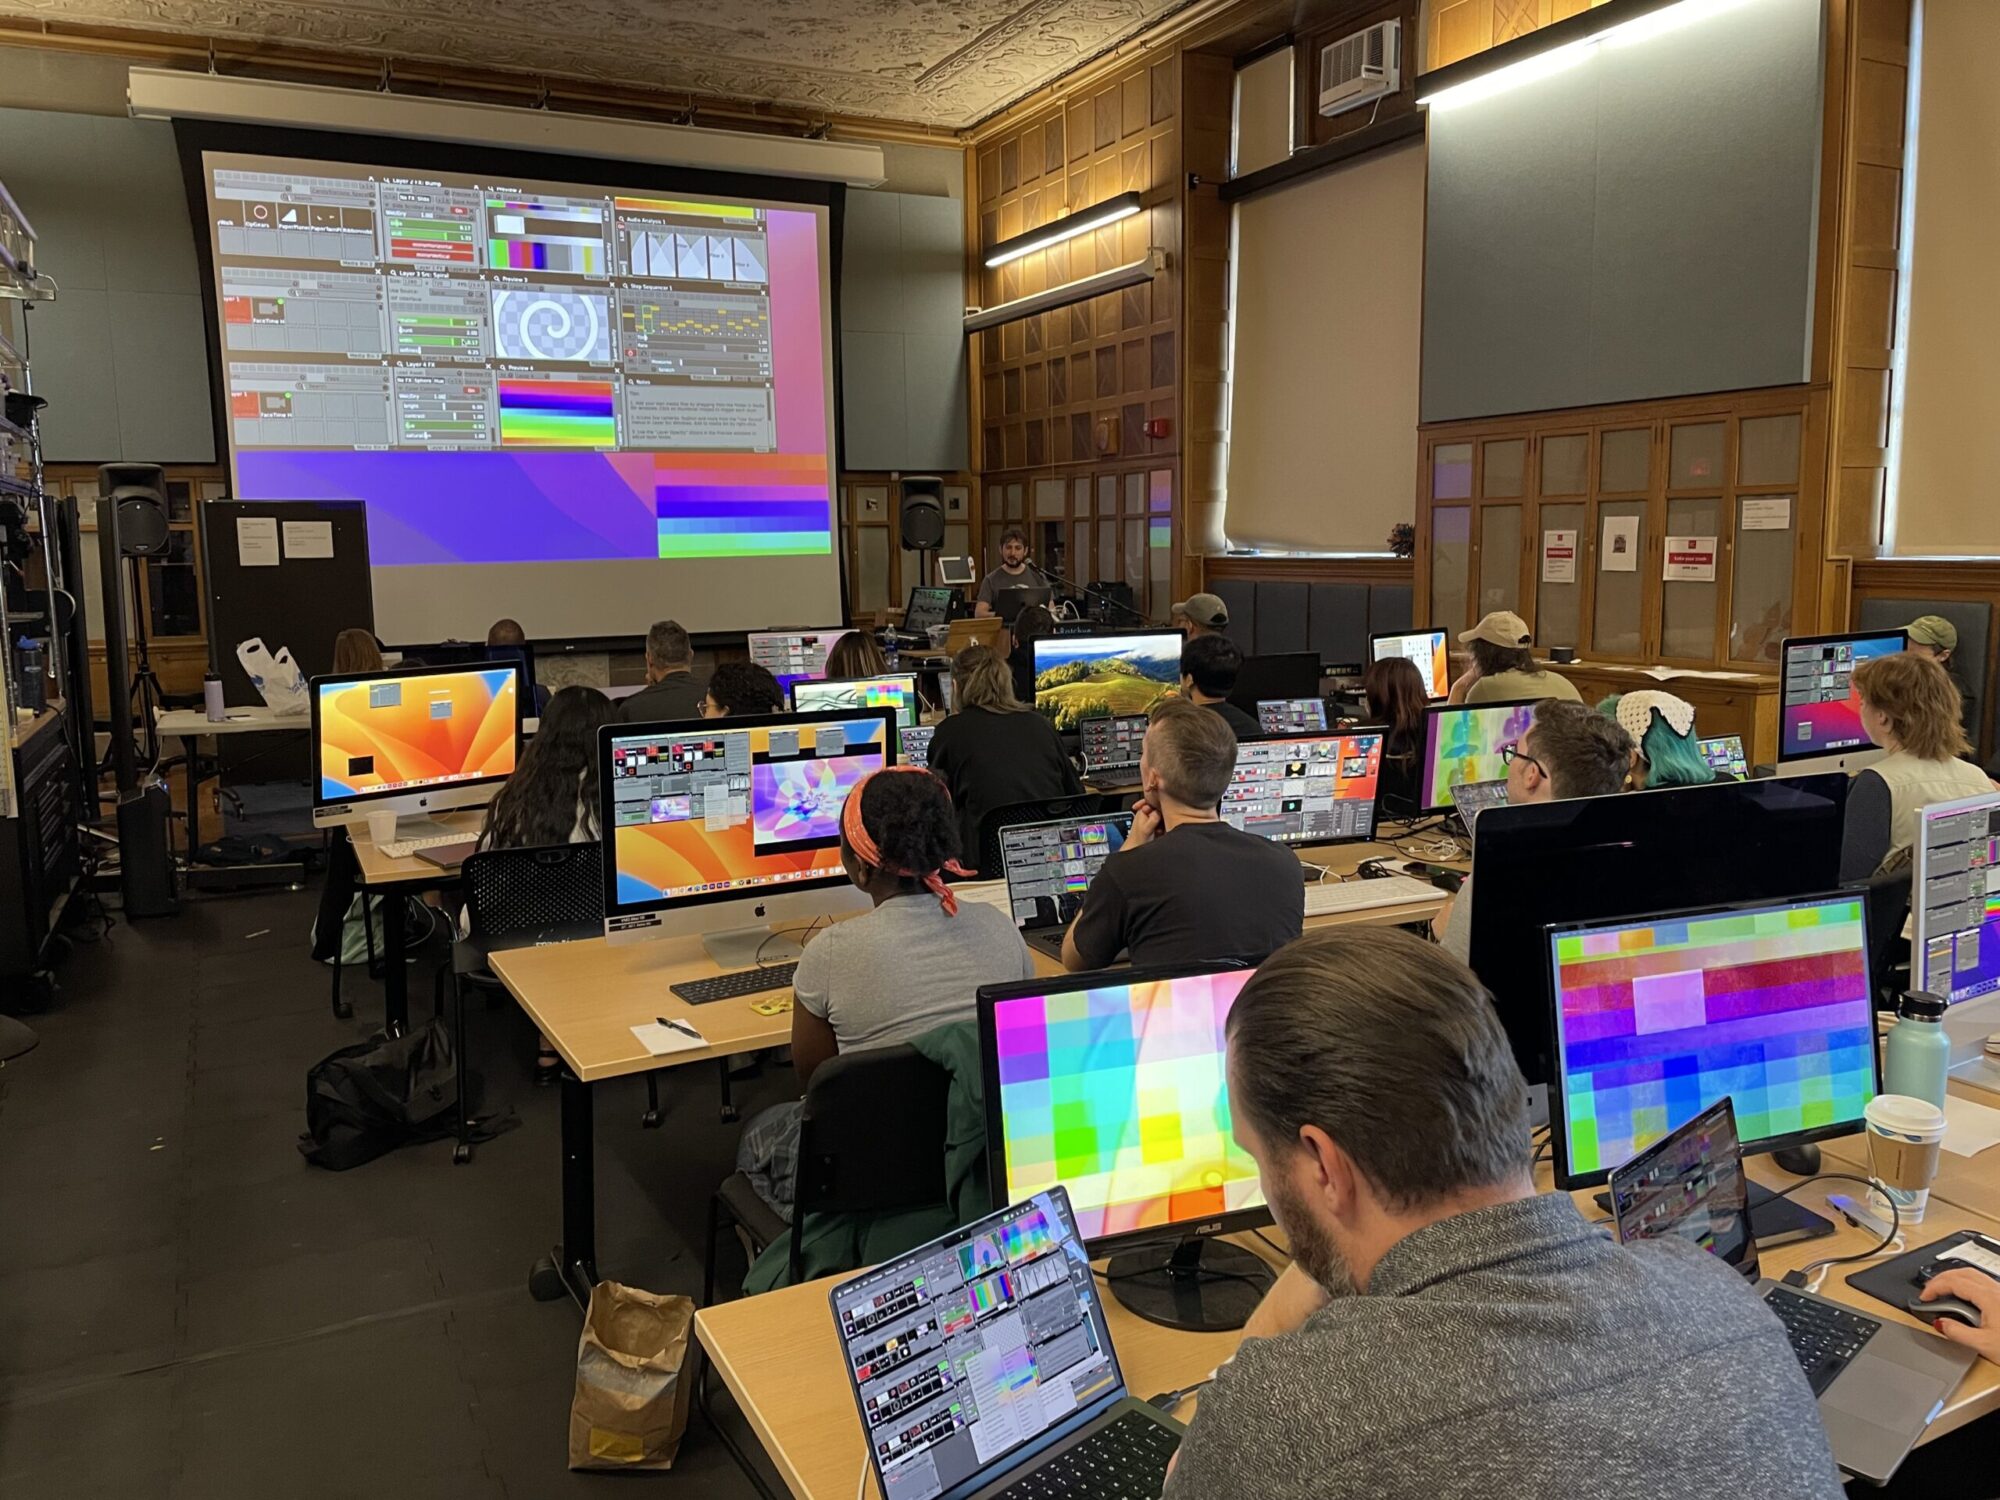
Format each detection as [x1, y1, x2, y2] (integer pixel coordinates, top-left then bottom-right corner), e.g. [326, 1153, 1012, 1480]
[1884, 991, 1951, 1109]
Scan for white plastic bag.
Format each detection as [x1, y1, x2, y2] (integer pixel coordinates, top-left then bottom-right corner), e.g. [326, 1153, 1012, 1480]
[236, 637, 308, 714]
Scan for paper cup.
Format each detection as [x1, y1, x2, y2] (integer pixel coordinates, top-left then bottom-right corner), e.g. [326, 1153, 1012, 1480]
[364, 809, 399, 846]
[927, 624, 951, 649]
[1864, 1094, 1947, 1224]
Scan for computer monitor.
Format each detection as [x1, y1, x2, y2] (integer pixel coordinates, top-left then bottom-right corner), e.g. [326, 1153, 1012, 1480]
[1031, 630, 1183, 733]
[789, 673, 922, 729]
[1370, 629, 1450, 699]
[1913, 792, 2000, 1072]
[1079, 713, 1147, 779]
[898, 723, 936, 771]
[903, 585, 955, 636]
[1222, 730, 1381, 845]
[1418, 700, 1538, 812]
[1776, 630, 1906, 774]
[935, 555, 977, 587]
[747, 628, 850, 698]
[598, 707, 897, 966]
[1226, 652, 1322, 717]
[1545, 891, 1877, 1191]
[1698, 734, 1749, 780]
[1255, 698, 1329, 735]
[1467, 773, 1850, 1091]
[993, 583, 1053, 624]
[1000, 811, 1133, 930]
[310, 661, 521, 829]
[979, 964, 1275, 1331]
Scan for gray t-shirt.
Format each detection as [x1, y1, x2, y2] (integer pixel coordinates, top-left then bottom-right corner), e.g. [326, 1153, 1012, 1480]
[976, 566, 1036, 609]
[795, 893, 1035, 1050]
[1162, 1194, 1842, 1500]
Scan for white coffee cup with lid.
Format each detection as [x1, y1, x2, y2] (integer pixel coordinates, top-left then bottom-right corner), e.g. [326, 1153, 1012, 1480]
[1864, 1093, 1947, 1224]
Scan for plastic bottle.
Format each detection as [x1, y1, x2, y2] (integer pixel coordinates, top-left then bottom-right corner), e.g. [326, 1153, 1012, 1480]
[1884, 991, 1951, 1109]
[204, 670, 226, 722]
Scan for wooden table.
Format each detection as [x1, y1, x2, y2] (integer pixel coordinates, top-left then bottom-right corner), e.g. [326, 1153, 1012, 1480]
[348, 809, 483, 1033]
[1820, 1076, 2000, 1223]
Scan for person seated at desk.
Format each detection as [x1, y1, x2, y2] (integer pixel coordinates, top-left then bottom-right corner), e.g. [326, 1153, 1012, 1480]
[1063, 698, 1302, 970]
[824, 629, 888, 679]
[1840, 652, 1997, 882]
[1905, 614, 1977, 743]
[1009, 602, 1055, 707]
[925, 645, 1081, 868]
[471, 684, 618, 1084]
[332, 627, 383, 675]
[1362, 655, 1427, 817]
[1180, 633, 1260, 740]
[1169, 591, 1229, 639]
[485, 616, 551, 715]
[1447, 611, 1582, 706]
[618, 619, 705, 724]
[1600, 689, 1725, 789]
[1434, 700, 1631, 962]
[735, 766, 1033, 1217]
[701, 661, 784, 718]
[1159, 927, 1844, 1500]
[974, 527, 1038, 618]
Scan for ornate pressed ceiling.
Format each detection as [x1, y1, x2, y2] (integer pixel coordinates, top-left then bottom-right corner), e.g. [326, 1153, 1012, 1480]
[0, 0, 1199, 128]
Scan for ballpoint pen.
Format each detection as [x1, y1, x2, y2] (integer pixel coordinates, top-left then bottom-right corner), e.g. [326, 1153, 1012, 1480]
[654, 1016, 701, 1039]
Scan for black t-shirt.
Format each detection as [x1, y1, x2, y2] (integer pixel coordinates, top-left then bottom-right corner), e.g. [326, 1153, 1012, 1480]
[1204, 699, 1261, 740]
[926, 705, 1084, 872]
[1067, 820, 1304, 969]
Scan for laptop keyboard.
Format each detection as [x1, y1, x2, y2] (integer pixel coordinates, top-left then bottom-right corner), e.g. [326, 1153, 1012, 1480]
[994, 1409, 1179, 1499]
[1765, 1284, 1881, 1396]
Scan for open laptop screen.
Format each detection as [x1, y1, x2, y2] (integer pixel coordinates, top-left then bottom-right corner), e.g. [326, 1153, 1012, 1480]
[831, 1186, 1121, 1500]
[1608, 1096, 1759, 1281]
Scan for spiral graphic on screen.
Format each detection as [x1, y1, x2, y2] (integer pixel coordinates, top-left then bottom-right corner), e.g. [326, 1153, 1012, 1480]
[492, 288, 610, 363]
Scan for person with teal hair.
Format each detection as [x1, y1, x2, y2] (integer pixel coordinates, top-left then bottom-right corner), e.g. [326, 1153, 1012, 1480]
[1598, 690, 1724, 789]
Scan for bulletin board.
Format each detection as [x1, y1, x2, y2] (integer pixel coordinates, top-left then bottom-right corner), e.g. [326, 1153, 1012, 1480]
[201, 501, 373, 707]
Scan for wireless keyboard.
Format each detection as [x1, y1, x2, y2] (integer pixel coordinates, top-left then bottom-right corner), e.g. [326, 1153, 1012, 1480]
[671, 961, 799, 1006]
[379, 831, 475, 860]
[1304, 873, 1441, 917]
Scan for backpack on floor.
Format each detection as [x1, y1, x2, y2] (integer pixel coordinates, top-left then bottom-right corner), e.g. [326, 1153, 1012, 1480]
[298, 1020, 463, 1171]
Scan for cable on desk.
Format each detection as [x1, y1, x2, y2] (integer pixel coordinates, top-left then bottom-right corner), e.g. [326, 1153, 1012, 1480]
[758, 915, 828, 967]
[1767, 1173, 1903, 1291]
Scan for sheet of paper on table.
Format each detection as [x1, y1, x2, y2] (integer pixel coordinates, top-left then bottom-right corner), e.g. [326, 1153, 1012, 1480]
[1943, 1093, 2000, 1157]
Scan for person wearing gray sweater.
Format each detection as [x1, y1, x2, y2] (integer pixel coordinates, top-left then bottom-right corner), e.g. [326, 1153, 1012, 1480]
[1160, 928, 1844, 1500]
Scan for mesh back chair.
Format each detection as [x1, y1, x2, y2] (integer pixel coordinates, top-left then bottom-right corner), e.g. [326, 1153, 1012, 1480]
[975, 793, 1119, 880]
[1858, 865, 1914, 1011]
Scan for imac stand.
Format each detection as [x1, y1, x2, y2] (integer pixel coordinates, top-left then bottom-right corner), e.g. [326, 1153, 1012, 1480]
[1104, 1236, 1276, 1334]
[702, 922, 807, 971]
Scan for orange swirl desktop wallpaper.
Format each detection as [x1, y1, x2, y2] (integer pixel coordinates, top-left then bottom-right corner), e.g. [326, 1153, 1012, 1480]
[317, 667, 519, 798]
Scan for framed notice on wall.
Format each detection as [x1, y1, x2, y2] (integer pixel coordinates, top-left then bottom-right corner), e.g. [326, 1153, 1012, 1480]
[1663, 536, 1718, 582]
[1601, 515, 1639, 573]
[1541, 529, 1578, 584]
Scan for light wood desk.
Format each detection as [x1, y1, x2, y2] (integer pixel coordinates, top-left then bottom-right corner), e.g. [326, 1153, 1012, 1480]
[347, 809, 483, 1032]
[696, 1169, 2000, 1499]
[1820, 1076, 2000, 1223]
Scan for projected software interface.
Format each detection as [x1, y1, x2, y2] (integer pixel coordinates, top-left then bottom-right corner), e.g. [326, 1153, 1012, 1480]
[1080, 714, 1147, 776]
[1002, 815, 1132, 928]
[1223, 732, 1381, 844]
[791, 674, 920, 729]
[1780, 633, 1906, 759]
[315, 665, 518, 801]
[1256, 699, 1328, 735]
[605, 714, 889, 909]
[986, 971, 1264, 1243]
[1548, 894, 1875, 1182]
[832, 1190, 1117, 1500]
[1916, 792, 2000, 1005]
[1421, 701, 1537, 810]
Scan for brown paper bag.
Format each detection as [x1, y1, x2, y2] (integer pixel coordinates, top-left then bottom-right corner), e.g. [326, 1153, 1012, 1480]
[567, 1281, 696, 1471]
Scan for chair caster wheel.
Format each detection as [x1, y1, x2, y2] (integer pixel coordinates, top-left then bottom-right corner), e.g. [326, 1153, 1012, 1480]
[453, 1142, 472, 1165]
[719, 1105, 740, 1124]
[640, 1109, 662, 1129]
[528, 1255, 566, 1302]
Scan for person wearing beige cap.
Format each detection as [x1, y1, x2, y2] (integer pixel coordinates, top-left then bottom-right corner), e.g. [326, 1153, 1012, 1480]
[1169, 592, 1229, 638]
[1447, 611, 1582, 706]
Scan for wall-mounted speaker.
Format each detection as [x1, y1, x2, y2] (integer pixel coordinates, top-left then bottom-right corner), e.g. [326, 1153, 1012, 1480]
[899, 475, 946, 551]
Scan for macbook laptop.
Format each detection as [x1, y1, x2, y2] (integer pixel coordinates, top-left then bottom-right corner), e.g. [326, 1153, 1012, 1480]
[1001, 812, 1132, 958]
[831, 1185, 1182, 1500]
[1610, 1097, 1975, 1485]
[1079, 714, 1147, 784]
[1450, 778, 1509, 837]
[1255, 698, 1328, 735]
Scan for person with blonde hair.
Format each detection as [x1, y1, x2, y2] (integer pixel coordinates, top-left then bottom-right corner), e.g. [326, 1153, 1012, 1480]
[1840, 652, 1996, 880]
[925, 644, 1081, 868]
[824, 629, 889, 680]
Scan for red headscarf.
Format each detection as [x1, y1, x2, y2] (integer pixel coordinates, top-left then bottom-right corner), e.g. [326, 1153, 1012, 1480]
[841, 766, 973, 915]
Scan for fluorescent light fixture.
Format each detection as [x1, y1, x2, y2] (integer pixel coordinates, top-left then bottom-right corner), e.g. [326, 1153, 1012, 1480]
[983, 191, 1143, 268]
[964, 249, 1164, 335]
[1417, 0, 1756, 112]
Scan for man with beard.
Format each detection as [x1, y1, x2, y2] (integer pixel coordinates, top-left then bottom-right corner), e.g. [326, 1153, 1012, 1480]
[1159, 928, 1843, 1500]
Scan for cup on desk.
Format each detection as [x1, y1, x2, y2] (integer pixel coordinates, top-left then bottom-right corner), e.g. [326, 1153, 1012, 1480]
[927, 624, 951, 649]
[364, 808, 399, 847]
[1865, 1093, 1947, 1224]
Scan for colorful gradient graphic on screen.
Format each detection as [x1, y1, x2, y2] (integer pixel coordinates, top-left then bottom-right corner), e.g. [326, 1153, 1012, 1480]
[1780, 633, 1905, 758]
[790, 676, 919, 729]
[317, 666, 518, 800]
[1374, 631, 1450, 698]
[1422, 701, 1537, 809]
[497, 378, 616, 446]
[608, 716, 889, 905]
[1549, 895, 1875, 1178]
[991, 971, 1264, 1242]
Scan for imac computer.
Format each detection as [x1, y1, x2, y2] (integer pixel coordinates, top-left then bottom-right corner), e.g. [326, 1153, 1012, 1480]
[1031, 631, 1183, 733]
[747, 628, 850, 698]
[1776, 630, 1906, 777]
[1370, 629, 1450, 699]
[1699, 734, 1750, 780]
[993, 583, 1054, 624]
[1222, 730, 1381, 845]
[789, 673, 922, 729]
[1418, 700, 1539, 811]
[1911, 791, 2000, 1073]
[598, 707, 897, 966]
[311, 661, 521, 832]
[979, 964, 1273, 1331]
[1545, 890, 1877, 1241]
[1255, 698, 1329, 735]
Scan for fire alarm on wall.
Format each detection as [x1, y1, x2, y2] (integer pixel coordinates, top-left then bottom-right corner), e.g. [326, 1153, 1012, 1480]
[1143, 417, 1171, 440]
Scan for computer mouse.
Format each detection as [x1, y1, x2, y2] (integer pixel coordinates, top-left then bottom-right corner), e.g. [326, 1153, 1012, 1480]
[1909, 1294, 1984, 1329]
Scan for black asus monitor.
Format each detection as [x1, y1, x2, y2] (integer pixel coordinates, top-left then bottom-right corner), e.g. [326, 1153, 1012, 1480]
[1225, 652, 1321, 717]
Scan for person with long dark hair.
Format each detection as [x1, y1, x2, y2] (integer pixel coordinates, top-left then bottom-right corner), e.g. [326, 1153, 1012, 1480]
[824, 629, 889, 679]
[1363, 654, 1429, 817]
[926, 645, 1081, 869]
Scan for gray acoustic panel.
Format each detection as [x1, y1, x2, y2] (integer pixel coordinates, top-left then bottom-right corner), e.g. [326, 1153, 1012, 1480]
[93, 116, 203, 296]
[32, 289, 122, 461]
[109, 291, 216, 463]
[903, 332, 968, 472]
[840, 190, 904, 334]
[839, 187, 967, 470]
[840, 330, 909, 471]
[1422, 0, 1823, 422]
[1254, 581, 1309, 654]
[899, 194, 966, 336]
[1211, 579, 1256, 648]
[1368, 584, 1414, 635]
[1855, 597, 1989, 742]
[1309, 583, 1370, 666]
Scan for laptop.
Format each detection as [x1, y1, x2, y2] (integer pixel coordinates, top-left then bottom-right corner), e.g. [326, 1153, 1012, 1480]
[900, 723, 937, 770]
[1451, 778, 1509, 836]
[1610, 1097, 1975, 1485]
[831, 1185, 1183, 1500]
[1699, 733, 1750, 780]
[1079, 714, 1147, 784]
[1255, 698, 1328, 735]
[1001, 811, 1132, 958]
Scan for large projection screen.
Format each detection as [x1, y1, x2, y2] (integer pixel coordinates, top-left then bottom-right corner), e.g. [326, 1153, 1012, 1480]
[193, 146, 842, 642]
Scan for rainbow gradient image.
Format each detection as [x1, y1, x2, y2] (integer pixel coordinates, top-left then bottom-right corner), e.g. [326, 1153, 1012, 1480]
[497, 378, 616, 447]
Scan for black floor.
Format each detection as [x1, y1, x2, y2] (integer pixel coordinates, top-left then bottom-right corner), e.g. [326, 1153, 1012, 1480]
[0, 880, 794, 1497]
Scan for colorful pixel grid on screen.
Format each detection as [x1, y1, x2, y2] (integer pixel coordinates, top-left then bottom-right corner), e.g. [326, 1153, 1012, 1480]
[497, 379, 617, 447]
[1423, 701, 1537, 809]
[1550, 896, 1875, 1178]
[991, 972, 1264, 1242]
[317, 667, 517, 800]
[1780, 634, 1905, 758]
[792, 676, 919, 729]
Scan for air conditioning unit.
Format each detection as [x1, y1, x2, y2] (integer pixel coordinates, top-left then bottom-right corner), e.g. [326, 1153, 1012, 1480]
[1318, 19, 1401, 118]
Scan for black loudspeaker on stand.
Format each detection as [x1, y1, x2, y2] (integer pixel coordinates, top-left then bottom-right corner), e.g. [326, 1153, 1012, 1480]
[96, 469, 178, 918]
[898, 475, 946, 575]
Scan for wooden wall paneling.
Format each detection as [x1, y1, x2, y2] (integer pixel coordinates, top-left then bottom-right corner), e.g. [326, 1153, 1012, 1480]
[1854, 557, 2000, 762]
[1425, 0, 1608, 69]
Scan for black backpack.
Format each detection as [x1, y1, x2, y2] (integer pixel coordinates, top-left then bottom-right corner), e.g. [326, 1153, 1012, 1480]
[298, 1020, 472, 1170]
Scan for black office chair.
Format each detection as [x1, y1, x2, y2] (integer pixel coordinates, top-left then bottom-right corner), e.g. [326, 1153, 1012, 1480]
[1856, 865, 1914, 1011]
[975, 793, 1119, 878]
